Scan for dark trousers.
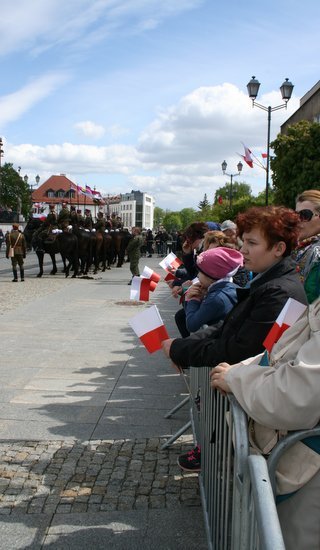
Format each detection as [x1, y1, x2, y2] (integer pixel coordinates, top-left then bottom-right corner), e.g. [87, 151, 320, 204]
[175, 308, 190, 338]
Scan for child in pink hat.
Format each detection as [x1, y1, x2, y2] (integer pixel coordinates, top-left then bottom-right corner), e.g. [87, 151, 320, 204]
[184, 247, 243, 333]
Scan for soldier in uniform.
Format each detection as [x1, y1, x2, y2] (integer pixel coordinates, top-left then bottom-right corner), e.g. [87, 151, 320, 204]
[126, 226, 143, 284]
[116, 215, 123, 229]
[76, 209, 85, 226]
[46, 204, 58, 228]
[70, 206, 78, 226]
[111, 213, 118, 229]
[6, 223, 27, 282]
[95, 212, 106, 233]
[105, 215, 112, 230]
[83, 209, 93, 230]
[57, 202, 71, 228]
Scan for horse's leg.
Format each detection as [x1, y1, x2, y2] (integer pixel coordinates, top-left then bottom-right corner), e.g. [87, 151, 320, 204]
[50, 253, 57, 275]
[36, 251, 44, 277]
[71, 253, 79, 278]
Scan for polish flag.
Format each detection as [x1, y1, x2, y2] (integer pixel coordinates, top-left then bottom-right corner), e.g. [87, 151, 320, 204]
[261, 153, 267, 159]
[159, 252, 183, 272]
[129, 305, 169, 353]
[130, 277, 151, 302]
[141, 266, 161, 284]
[241, 142, 254, 168]
[263, 298, 307, 353]
[164, 272, 175, 282]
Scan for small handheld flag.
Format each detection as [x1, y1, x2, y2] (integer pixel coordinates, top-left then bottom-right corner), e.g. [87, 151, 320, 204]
[159, 252, 183, 272]
[130, 277, 152, 302]
[263, 298, 307, 354]
[129, 305, 169, 353]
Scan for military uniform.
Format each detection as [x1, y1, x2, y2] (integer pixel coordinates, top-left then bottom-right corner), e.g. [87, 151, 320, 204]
[46, 208, 58, 227]
[6, 225, 27, 282]
[83, 211, 93, 230]
[58, 205, 71, 227]
[76, 210, 85, 226]
[126, 229, 143, 280]
[70, 207, 78, 226]
[95, 214, 106, 233]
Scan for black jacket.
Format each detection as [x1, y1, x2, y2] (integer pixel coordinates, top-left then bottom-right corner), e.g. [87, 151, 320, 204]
[170, 257, 307, 368]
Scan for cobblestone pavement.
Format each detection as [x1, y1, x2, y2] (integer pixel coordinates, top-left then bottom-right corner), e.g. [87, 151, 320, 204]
[0, 256, 206, 547]
[0, 437, 200, 516]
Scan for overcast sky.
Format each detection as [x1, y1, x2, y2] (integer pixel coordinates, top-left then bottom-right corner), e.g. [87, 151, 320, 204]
[0, 0, 319, 209]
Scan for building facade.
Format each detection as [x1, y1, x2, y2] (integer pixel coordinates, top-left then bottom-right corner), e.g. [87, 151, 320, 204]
[281, 80, 320, 133]
[104, 190, 155, 229]
[31, 175, 155, 229]
[31, 174, 102, 217]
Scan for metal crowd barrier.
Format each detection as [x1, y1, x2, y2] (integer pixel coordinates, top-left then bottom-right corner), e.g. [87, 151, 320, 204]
[163, 365, 319, 549]
[189, 366, 286, 550]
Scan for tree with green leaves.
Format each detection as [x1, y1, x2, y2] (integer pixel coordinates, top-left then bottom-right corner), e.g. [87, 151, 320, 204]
[271, 120, 320, 208]
[198, 193, 210, 210]
[214, 181, 252, 204]
[153, 206, 165, 228]
[0, 163, 31, 218]
[162, 212, 182, 232]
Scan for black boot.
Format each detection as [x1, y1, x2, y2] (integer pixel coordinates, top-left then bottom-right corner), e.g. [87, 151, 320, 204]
[12, 269, 18, 282]
[20, 268, 25, 282]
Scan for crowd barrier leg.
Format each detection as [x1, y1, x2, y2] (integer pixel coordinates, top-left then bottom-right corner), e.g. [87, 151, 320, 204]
[161, 420, 192, 450]
[161, 371, 193, 450]
[164, 396, 189, 419]
[248, 455, 285, 550]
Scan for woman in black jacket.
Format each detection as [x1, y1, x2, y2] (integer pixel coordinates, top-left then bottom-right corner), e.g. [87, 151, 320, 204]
[162, 206, 308, 369]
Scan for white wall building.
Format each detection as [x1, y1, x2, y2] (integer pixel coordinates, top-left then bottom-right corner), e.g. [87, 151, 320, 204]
[103, 190, 155, 229]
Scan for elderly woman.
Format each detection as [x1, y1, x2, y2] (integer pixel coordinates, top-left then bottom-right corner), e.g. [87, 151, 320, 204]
[294, 189, 320, 303]
[211, 298, 320, 550]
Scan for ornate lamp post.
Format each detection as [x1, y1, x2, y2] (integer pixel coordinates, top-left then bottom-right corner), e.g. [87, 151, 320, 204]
[24, 174, 40, 213]
[247, 76, 294, 205]
[221, 160, 243, 209]
[0, 138, 4, 198]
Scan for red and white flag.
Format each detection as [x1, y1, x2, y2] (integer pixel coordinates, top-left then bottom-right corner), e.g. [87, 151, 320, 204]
[159, 252, 182, 272]
[263, 298, 307, 353]
[261, 152, 267, 159]
[130, 277, 151, 302]
[129, 305, 169, 353]
[241, 142, 254, 168]
[164, 272, 175, 283]
[141, 266, 161, 284]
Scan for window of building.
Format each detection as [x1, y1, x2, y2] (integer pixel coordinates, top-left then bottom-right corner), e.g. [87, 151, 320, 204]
[47, 190, 55, 198]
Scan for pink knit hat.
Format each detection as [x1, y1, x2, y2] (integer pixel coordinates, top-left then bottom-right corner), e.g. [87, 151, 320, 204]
[196, 247, 243, 280]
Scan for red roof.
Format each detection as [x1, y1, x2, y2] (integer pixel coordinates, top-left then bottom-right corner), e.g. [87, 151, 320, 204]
[32, 175, 98, 206]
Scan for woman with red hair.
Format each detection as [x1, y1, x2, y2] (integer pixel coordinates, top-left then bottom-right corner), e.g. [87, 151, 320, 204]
[162, 206, 307, 372]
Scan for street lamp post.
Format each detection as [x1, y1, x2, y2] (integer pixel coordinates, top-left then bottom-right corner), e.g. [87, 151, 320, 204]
[0, 138, 4, 197]
[24, 174, 40, 213]
[247, 76, 294, 206]
[221, 160, 243, 209]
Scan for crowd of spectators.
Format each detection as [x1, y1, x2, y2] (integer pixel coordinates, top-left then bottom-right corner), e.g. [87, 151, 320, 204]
[156, 191, 320, 550]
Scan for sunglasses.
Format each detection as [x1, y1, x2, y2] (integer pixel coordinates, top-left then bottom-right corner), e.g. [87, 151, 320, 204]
[297, 209, 315, 221]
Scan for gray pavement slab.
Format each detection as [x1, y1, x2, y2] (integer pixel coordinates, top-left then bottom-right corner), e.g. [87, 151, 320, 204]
[0, 256, 207, 549]
[0, 514, 52, 550]
[43, 509, 207, 549]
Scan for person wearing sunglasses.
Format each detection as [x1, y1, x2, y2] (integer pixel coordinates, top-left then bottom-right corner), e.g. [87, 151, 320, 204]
[294, 189, 320, 303]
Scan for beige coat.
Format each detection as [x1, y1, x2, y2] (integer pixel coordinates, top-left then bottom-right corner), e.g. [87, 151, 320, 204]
[226, 299, 320, 549]
[225, 297, 320, 495]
